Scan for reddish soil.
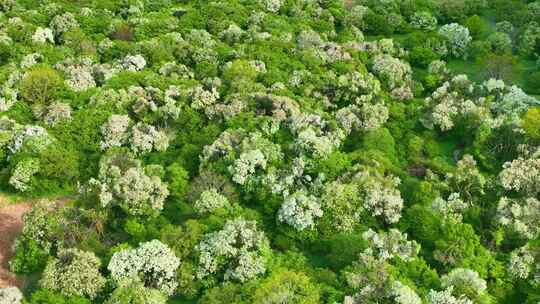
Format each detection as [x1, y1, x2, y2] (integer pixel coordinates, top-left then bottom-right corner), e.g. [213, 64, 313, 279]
[0, 203, 31, 288]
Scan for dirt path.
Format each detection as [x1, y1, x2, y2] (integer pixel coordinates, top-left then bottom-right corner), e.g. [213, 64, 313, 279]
[0, 202, 32, 288]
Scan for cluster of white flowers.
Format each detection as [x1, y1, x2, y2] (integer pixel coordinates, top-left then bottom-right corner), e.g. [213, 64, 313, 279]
[50, 12, 79, 38]
[296, 127, 343, 159]
[427, 287, 473, 304]
[507, 244, 538, 281]
[194, 188, 230, 214]
[32, 27, 54, 44]
[358, 172, 404, 224]
[432, 193, 468, 222]
[410, 11, 437, 31]
[100, 115, 169, 153]
[0, 287, 23, 304]
[372, 54, 412, 91]
[196, 218, 268, 282]
[100, 114, 131, 150]
[428, 60, 450, 76]
[438, 23, 472, 58]
[497, 196, 540, 239]
[493, 85, 536, 118]
[220, 24, 245, 44]
[445, 154, 485, 200]
[261, 0, 282, 13]
[159, 62, 194, 79]
[130, 86, 183, 120]
[55, 58, 96, 92]
[336, 103, 389, 133]
[9, 158, 40, 192]
[131, 122, 170, 154]
[189, 85, 220, 114]
[441, 268, 487, 298]
[43, 102, 72, 126]
[423, 75, 480, 131]
[88, 153, 169, 216]
[362, 228, 420, 261]
[391, 281, 422, 304]
[40, 248, 106, 299]
[230, 149, 267, 185]
[20, 53, 43, 69]
[483, 78, 506, 93]
[108, 240, 180, 295]
[3, 121, 52, 155]
[334, 71, 382, 104]
[0, 72, 20, 112]
[121, 54, 147, 71]
[499, 157, 540, 194]
[17, 200, 58, 252]
[277, 190, 323, 231]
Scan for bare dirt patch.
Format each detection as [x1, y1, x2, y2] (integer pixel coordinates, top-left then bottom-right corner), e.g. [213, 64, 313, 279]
[0, 202, 31, 288]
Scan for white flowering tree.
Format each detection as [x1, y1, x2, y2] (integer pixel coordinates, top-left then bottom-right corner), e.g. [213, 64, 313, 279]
[362, 228, 420, 261]
[432, 193, 469, 222]
[194, 188, 230, 214]
[438, 23, 472, 59]
[277, 190, 323, 231]
[88, 153, 169, 216]
[40, 248, 106, 299]
[497, 196, 540, 239]
[108, 240, 180, 296]
[507, 244, 539, 285]
[440, 268, 488, 302]
[499, 157, 540, 195]
[0, 287, 23, 304]
[427, 287, 473, 304]
[372, 54, 412, 92]
[354, 168, 404, 224]
[445, 154, 485, 201]
[196, 218, 270, 282]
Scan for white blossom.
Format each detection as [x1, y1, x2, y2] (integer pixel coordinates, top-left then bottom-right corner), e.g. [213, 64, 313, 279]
[40, 248, 106, 299]
[32, 27, 54, 44]
[441, 268, 487, 298]
[9, 158, 40, 192]
[43, 102, 72, 126]
[499, 157, 540, 194]
[410, 11, 437, 31]
[432, 193, 468, 222]
[427, 287, 473, 304]
[391, 281, 422, 304]
[20, 53, 43, 69]
[507, 245, 537, 280]
[261, 0, 282, 13]
[497, 197, 540, 239]
[230, 149, 267, 185]
[130, 122, 170, 154]
[108, 240, 180, 296]
[121, 54, 147, 71]
[50, 12, 79, 38]
[357, 171, 404, 224]
[194, 188, 230, 214]
[88, 153, 169, 216]
[0, 287, 23, 304]
[362, 228, 419, 261]
[277, 190, 323, 231]
[100, 114, 131, 150]
[372, 54, 412, 90]
[196, 218, 269, 282]
[438, 23, 471, 58]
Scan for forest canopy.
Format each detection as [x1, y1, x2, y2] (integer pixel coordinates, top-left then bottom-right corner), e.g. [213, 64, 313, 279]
[0, 0, 539, 303]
